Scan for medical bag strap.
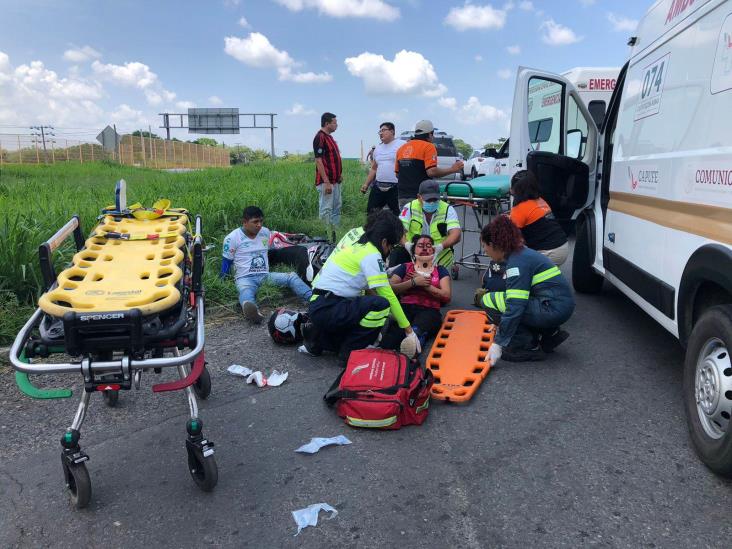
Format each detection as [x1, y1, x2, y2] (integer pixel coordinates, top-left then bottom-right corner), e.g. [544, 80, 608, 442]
[323, 369, 347, 407]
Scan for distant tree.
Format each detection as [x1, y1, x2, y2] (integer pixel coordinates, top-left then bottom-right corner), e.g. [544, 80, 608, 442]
[192, 137, 218, 147]
[452, 138, 473, 159]
[482, 137, 507, 150]
[131, 130, 161, 139]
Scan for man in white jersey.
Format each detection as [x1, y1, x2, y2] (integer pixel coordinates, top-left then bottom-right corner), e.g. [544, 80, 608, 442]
[221, 206, 312, 323]
[360, 122, 404, 216]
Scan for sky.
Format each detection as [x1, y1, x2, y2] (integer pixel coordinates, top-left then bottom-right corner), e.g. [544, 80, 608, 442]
[0, 0, 649, 157]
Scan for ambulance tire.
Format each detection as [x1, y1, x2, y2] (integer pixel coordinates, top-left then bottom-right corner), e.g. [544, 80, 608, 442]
[683, 305, 732, 477]
[572, 213, 603, 294]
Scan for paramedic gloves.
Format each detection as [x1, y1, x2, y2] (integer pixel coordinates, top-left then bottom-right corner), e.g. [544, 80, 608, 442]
[474, 288, 488, 307]
[400, 330, 422, 358]
[433, 243, 444, 257]
[486, 343, 502, 365]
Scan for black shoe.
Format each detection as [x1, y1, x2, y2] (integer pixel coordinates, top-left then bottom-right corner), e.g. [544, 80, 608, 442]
[299, 322, 323, 356]
[540, 329, 569, 353]
[502, 345, 545, 362]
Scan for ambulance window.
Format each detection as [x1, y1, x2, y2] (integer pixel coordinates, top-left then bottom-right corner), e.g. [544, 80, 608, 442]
[566, 95, 590, 160]
[587, 100, 606, 127]
[527, 77, 562, 154]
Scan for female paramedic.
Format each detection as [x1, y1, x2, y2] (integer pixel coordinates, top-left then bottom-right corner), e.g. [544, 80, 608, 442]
[477, 216, 575, 364]
[382, 234, 451, 351]
[299, 212, 421, 362]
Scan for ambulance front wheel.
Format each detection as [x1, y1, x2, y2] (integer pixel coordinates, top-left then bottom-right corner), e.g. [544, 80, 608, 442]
[683, 304, 732, 477]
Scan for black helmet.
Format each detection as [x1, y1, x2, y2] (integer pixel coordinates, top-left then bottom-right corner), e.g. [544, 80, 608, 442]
[268, 308, 308, 344]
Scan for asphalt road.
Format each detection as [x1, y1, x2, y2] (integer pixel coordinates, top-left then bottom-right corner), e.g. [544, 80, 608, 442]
[1, 234, 731, 548]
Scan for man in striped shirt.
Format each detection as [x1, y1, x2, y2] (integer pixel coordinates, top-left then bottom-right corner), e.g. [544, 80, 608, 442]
[313, 112, 342, 234]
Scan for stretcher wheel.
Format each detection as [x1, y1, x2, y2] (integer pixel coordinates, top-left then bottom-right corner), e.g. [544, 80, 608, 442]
[102, 389, 119, 407]
[62, 457, 91, 509]
[451, 265, 459, 280]
[187, 449, 218, 492]
[192, 366, 211, 400]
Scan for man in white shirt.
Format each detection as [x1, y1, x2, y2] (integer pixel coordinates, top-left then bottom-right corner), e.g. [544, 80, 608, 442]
[360, 122, 404, 215]
[221, 206, 312, 323]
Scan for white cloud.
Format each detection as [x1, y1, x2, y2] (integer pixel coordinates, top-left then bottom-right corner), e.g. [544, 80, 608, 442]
[377, 108, 408, 121]
[224, 33, 293, 68]
[438, 96, 457, 110]
[109, 103, 147, 127]
[540, 19, 582, 45]
[63, 45, 101, 63]
[607, 12, 638, 32]
[519, 1, 534, 10]
[278, 67, 332, 83]
[176, 100, 196, 110]
[456, 96, 507, 125]
[0, 52, 106, 126]
[285, 102, 316, 115]
[344, 49, 446, 97]
[444, 3, 507, 31]
[474, 54, 483, 62]
[497, 68, 512, 79]
[238, 16, 251, 28]
[506, 44, 521, 55]
[274, 0, 400, 21]
[224, 32, 330, 83]
[208, 95, 223, 105]
[91, 59, 191, 107]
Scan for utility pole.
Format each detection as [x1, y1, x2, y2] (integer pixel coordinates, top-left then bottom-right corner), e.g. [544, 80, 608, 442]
[30, 125, 54, 163]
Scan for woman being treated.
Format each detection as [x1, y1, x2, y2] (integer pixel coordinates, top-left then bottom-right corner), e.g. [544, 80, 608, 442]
[382, 234, 451, 351]
[477, 216, 575, 364]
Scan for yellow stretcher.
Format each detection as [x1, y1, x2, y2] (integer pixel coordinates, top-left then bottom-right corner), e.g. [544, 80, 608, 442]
[8, 180, 217, 509]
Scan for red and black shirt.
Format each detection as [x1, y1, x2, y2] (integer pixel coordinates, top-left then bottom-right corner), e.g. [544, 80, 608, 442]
[313, 130, 342, 186]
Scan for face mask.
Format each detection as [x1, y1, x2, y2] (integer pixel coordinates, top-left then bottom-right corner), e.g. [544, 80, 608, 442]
[422, 201, 439, 214]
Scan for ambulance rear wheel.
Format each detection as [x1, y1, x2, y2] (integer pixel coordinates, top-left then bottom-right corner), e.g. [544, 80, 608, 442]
[683, 305, 732, 477]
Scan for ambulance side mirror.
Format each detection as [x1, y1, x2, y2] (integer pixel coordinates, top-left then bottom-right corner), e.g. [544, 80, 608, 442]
[566, 129, 584, 160]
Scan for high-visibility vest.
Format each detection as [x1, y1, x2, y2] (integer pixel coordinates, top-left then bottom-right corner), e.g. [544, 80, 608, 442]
[403, 200, 459, 267]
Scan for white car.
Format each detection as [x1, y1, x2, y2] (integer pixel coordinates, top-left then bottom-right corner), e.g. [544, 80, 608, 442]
[462, 148, 499, 179]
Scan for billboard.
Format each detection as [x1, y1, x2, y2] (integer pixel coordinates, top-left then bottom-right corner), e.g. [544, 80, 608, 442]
[188, 108, 240, 134]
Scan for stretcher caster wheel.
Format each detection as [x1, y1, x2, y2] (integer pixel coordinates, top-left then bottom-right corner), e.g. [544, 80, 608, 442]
[102, 389, 119, 407]
[193, 366, 211, 400]
[452, 265, 460, 280]
[188, 451, 218, 492]
[62, 457, 91, 509]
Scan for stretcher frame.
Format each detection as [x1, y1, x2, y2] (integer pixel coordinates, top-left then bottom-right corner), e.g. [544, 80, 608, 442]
[440, 181, 510, 279]
[8, 199, 217, 509]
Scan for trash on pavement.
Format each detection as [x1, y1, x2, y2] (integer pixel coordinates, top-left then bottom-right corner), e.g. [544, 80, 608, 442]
[228, 364, 289, 387]
[292, 503, 338, 536]
[227, 364, 253, 377]
[266, 370, 289, 386]
[295, 435, 351, 454]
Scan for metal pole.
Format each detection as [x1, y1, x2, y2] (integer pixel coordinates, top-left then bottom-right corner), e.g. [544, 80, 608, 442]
[270, 114, 275, 163]
[113, 124, 119, 162]
[40, 126, 48, 163]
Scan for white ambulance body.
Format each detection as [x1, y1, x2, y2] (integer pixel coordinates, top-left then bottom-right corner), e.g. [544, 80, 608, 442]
[507, 0, 732, 474]
[561, 67, 620, 126]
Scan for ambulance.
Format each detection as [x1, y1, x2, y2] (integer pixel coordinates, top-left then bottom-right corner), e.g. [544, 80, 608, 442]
[491, 67, 619, 174]
[507, 0, 732, 474]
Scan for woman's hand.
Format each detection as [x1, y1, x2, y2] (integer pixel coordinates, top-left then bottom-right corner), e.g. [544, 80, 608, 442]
[412, 274, 431, 288]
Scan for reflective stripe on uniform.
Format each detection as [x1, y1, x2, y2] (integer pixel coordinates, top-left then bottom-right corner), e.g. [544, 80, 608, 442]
[481, 291, 506, 312]
[360, 316, 388, 328]
[309, 293, 320, 301]
[346, 415, 398, 428]
[531, 266, 561, 286]
[366, 273, 388, 286]
[506, 289, 530, 300]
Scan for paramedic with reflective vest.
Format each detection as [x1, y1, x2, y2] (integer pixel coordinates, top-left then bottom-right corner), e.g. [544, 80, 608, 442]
[477, 216, 575, 364]
[396, 179, 461, 268]
[300, 212, 421, 362]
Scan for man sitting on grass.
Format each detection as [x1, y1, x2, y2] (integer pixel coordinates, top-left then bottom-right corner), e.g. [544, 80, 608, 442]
[221, 206, 313, 323]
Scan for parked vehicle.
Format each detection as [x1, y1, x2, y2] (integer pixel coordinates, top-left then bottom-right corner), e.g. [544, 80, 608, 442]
[506, 0, 732, 475]
[400, 129, 461, 181]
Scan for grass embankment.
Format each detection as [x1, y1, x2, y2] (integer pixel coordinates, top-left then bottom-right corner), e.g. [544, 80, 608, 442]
[0, 160, 368, 344]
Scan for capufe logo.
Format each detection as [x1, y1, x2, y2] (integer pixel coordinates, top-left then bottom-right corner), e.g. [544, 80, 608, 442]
[665, 0, 696, 25]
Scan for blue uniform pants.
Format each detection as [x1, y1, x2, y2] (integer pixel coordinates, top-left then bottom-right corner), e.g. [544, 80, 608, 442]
[308, 293, 390, 359]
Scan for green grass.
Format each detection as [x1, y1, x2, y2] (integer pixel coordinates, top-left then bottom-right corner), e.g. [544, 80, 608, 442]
[0, 160, 368, 344]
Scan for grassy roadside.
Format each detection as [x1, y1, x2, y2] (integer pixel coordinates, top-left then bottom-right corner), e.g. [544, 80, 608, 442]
[0, 160, 369, 344]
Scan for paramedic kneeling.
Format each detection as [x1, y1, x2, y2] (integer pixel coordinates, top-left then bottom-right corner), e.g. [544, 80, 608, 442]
[477, 216, 575, 364]
[300, 212, 420, 362]
[391, 179, 461, 268]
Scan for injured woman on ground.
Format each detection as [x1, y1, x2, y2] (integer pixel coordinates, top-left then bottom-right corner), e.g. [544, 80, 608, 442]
[381, 234, 452, 352]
